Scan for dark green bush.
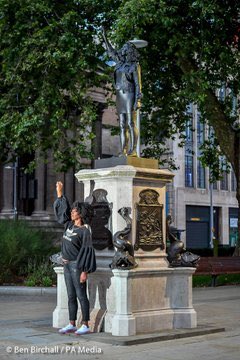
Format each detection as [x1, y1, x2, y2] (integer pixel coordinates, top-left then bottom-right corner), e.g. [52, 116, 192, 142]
[23, 257, 56, 287]
[193, 274, 240, 287]
[0, 219, 57, 284]
[193, 275, 212, 287]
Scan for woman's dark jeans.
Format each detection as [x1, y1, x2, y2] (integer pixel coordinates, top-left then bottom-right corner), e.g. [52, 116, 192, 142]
[64, 261, 89, 322]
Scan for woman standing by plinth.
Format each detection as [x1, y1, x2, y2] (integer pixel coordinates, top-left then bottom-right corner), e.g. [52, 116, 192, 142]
[54, 181, 96, 335]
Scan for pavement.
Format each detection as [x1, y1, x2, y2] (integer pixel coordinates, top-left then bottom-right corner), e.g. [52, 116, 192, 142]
[0, 285, 239, 360]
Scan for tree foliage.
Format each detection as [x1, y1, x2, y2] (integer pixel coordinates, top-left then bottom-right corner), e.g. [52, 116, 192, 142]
[108, 0, 240, 252]
[81, 0, 240, 251]
[1, 1, 239, 174]
[0, 0, 119, 171]
[1, 1, 239, 180]
[1, 1, 240, 250]
[105, 1, 240, 176]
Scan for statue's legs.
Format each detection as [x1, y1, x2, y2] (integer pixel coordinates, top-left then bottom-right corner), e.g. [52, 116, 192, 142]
[127, 112, 138, 156]
[119, 114, 128, 155]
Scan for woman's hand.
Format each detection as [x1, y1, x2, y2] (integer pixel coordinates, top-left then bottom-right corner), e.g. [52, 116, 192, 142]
[80, 272, 88, 283]
[56, 181, 63, 198]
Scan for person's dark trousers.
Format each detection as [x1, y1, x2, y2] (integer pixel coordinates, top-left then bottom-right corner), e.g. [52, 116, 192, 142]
[63, 261, 90, 322]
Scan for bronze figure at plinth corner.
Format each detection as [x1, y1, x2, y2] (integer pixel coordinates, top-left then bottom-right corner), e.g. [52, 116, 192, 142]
[110, 207, 137, 270]
[166, 215, 200, 267]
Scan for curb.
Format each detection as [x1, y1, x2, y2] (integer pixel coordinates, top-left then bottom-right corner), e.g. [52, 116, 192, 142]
[86, 326, 225, 346]
[0, 286, 57, 296]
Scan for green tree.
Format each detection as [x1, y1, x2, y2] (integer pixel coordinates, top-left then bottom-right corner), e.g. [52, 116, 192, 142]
[1, 1, 240, 253]
[0, 0, 119, 171]
[106, 0, 240, 253]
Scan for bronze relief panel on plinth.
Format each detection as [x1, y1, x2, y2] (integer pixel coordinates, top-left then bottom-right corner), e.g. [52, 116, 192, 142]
[135, 189, 164, 251]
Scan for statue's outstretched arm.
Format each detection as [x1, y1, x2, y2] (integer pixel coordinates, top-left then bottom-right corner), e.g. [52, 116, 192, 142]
[101, 27, 119, 62]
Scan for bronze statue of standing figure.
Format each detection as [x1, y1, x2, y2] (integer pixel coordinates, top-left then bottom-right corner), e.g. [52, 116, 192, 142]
[102, 28, 142, 157]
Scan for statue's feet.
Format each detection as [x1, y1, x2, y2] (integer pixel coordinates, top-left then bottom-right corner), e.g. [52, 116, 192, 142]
[118, 152, 127, 157]
[128, 150, 138, 157]
[118, 148, 128, 157]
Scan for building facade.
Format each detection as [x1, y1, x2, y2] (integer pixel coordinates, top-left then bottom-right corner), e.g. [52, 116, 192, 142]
[0, 89, 120, 225]
[167, 104, 238, 249]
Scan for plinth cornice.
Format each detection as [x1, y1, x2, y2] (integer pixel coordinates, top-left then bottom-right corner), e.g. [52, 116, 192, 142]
[75, 165, 174, 183]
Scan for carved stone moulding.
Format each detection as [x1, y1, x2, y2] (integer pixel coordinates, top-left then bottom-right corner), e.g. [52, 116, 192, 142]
[135, 189, 164, 251]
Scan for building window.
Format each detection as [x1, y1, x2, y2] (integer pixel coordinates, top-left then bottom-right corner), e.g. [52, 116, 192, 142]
[185, 115, 194, 188]
[197, 115, 205, 188]
[220, 171, 228, 190]
[197, 160, 205, 188]
[229, 208, 238, 246]
[219, 155, 229, 191]
[185, 155, 194, 187]
[231, 170, 237, 192]
[213, 181, 218, 190]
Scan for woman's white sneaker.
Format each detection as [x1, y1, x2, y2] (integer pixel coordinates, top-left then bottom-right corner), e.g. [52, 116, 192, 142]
[59, 324, 77, 334]
[75, 324, 90, 335]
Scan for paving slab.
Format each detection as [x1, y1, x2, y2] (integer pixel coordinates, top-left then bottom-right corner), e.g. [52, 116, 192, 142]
[81, 325, 225, 345]
[0, 285, 239, 360]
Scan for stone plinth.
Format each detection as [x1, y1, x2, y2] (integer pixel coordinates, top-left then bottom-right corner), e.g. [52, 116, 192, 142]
[52, 265, 113, 329]
[75, 165, 174, 269]
[52, 267, 69, 328]
[52, 265, 197, 335]
[52, 266, 99, 328]
[110, 267, 196, 336]
[51, 164, 198, 336]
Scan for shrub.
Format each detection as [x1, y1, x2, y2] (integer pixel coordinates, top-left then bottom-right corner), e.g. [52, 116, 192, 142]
[193, 275, 212, 287]
[0, 219, 57, 284]
[22, 257, 56, 287]
[193, 274, 240, 287]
